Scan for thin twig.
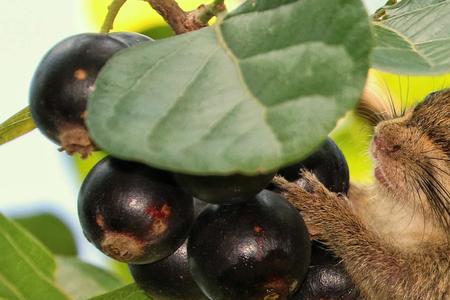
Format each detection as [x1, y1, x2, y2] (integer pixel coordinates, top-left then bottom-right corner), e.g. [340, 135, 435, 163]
[193, 0, 227, 25]
[100, 0, 128, 34]
[145, 0, 190, 34]
[145, 0, 226, 34]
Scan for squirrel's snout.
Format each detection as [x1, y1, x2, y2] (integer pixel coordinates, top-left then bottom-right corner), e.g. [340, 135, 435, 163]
[373, 134, 401, 154]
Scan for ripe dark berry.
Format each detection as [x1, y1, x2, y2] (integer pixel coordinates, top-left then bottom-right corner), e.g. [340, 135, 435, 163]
[289, 241, 360, 300]
[188, 190, 311, 300]
[78, 156, 194, 264]
[29, 32, 151, 157]
[129, 240, 208, 300]
[108, 32, 154, 47]
[272, 138, 349, 194]
[128, 199, 209, 300]
[174, 172, 275, 204]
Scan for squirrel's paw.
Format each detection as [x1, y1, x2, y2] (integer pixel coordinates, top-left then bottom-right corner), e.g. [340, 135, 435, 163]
[273, 171, 347, 238]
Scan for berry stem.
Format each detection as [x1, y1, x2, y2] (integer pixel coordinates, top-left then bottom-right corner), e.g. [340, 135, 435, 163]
[100, 0, 128, 33]
[145, 0, 227, 34]
[0, 107, 36, 146]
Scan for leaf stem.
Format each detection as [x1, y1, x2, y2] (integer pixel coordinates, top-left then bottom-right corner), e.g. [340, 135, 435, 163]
[0, 107, 36, 146]
[100, 0, 128, 34]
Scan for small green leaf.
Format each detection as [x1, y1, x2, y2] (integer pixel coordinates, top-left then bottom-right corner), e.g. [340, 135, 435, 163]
[89, 284, 151, 300]
[55, 257, 124, 300]
[14, 213, 77, 256]
[372, 0, 450, 74]
[0, 214, 70, 300]
[0, 107, 36, 146]
[88, 0, 372, 175]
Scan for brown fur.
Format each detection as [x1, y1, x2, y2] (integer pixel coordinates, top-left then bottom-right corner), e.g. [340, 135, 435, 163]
[276, 89, 450, 299]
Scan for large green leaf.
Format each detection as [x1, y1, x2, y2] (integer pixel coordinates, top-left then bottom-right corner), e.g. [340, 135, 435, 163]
[87, 0, 372, 175]
[0, 214, 69, 300]
[55, 257, 124, 300]
[372, 0, 450, 74]
[89, 284, 151, 300]
[14, 213, 77, 256]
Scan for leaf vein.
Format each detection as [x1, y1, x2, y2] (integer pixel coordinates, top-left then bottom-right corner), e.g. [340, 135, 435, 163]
[110, 36, 198, 119]
[374, 23, 436, 67]
[381, 0, 450, 21]
[146, 47, 220, 142]
[0, 272, 26, 300]
[0, 222, 70, 299]
[214, 22, 283, 156]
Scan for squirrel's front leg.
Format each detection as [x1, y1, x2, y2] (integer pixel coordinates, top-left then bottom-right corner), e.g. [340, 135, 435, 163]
[274, 172, 445, 300]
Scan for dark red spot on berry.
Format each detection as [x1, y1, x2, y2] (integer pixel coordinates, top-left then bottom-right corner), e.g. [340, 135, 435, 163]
[146, 204, 172, 219]
[254, 225, 264, 234]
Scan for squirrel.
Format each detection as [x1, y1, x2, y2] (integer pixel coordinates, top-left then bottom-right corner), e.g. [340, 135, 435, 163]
[275, 88, 450, 299]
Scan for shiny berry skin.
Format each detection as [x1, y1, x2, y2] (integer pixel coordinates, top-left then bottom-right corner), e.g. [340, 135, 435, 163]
[188, 190, 311, 300]
[289, 241, 360, 300]
[29, 32, 151, 157]
[129, 240, 209, 300]
[78, 156, 194, 264]
[108, 32, 154, 46]
[128, 199, 210, 300]
[272, 138, 349, 194]
[174, 172, 276, 204]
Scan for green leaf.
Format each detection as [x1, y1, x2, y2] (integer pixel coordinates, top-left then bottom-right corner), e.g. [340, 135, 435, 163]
[109, 260, 134, 284]
[0, 214, 70, 300]
[87, 0, 372, 175]
[55, 257, 124, 300]
[0, 107, 36, 146]
[372, 0, 450, 74]
[89, 284, 151, 300]
[381, 0, 445, 16]
[14, 213, 77, 256]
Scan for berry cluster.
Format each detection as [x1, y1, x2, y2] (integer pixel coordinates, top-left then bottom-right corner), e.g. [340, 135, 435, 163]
[29, 32, 358, 300]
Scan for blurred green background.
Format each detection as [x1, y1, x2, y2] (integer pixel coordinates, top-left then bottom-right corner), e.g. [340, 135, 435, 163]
[1, 0, 450, 286]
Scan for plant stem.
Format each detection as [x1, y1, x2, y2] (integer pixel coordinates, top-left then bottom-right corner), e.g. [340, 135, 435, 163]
[145, 0, 227, 34]
[196, 0, 227, 25]
[100, 0, 128, 33]
[145, 0, 191, 34]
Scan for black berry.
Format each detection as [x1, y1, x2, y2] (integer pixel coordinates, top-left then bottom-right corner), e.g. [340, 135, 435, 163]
[78, 156, 193, 264]
[272, 138, 349, 194]
[128, 199, 210, 300]
[108, 32, 154, 47]
[289, 241, 360, 300]
[29, 32, 151, 157]
[174, 172, 275, 204]
[129, 239, 208, 300]
[188, 190, 311, 300]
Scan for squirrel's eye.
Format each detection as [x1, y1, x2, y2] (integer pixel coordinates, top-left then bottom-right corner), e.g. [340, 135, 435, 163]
[392, 145, 401, 152]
